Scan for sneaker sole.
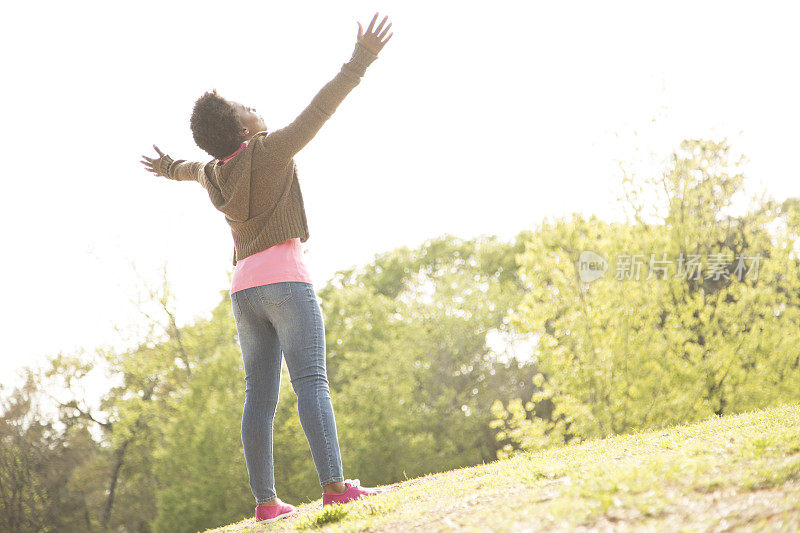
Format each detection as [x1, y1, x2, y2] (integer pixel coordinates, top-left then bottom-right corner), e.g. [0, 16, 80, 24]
[256, 508, 297, 523]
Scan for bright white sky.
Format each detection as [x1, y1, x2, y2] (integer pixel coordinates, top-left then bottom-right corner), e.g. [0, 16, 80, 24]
[2, 1, 799, 393]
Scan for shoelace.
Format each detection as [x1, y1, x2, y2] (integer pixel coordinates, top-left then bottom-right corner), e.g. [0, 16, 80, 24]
[346, 478, 361, 488]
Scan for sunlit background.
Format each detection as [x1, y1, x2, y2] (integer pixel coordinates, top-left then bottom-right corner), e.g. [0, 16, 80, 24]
[2, 0, 799, 394]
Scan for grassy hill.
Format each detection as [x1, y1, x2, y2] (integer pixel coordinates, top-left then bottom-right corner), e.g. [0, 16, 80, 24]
[203, 403, 800, 532]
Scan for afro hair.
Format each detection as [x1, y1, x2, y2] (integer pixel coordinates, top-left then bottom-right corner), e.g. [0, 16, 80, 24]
[190, 89, 244, 160]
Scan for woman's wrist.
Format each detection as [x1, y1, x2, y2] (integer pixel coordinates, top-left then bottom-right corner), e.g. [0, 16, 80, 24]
[159, 154, 175, 177]
[345, 41, 379, 77]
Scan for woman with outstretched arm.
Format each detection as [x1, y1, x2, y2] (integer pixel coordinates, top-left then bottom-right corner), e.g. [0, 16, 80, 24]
[140, 12, 393, 524]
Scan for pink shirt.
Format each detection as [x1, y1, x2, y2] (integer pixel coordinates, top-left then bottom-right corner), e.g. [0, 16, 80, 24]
[230, 237, 313, 294]
[223, 140, 313, 294]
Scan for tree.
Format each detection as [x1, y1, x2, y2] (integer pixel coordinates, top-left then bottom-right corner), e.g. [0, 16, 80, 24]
[492, 139, 800, 455]
[0, 370, 96, 533]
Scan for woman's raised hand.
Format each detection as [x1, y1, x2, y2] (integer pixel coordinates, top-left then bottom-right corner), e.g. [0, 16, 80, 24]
[357, 12, 393, 55]
[140, 145, 173, 178]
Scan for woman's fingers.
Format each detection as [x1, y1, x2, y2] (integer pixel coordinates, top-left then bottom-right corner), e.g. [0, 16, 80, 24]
[140, 160, 160, 174]
[373, 15, 388, 35]
[365, 12, 378, 34]
[378, 22, 392, 39]
[382, 32, 393, 45]
[139, 150, 168, 176]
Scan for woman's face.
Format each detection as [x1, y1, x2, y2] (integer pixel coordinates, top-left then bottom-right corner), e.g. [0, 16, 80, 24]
[230, 100, 267, 141]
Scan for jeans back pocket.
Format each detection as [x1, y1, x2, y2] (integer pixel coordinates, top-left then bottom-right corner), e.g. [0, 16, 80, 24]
[256, 282, 293, 306]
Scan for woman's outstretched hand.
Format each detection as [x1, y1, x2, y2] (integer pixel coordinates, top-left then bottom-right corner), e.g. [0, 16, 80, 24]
[357, 12, 393, 55]
[140, 145, 173, 178]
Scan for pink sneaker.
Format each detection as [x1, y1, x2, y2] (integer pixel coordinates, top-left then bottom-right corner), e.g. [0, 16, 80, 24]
[255, 498, 297, 523]
[322, 479, 383, 506]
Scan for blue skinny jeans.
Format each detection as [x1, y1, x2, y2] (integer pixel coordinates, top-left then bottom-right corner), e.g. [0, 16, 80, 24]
[230, 281, 344, 504]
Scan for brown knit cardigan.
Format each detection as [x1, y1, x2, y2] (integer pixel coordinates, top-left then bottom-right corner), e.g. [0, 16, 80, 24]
[162, 42, 379, 266]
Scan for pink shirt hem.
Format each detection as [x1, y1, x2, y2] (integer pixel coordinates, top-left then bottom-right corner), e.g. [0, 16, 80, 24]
[230, 238, 313, 295]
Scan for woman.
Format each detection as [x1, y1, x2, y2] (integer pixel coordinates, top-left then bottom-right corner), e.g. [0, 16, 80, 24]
[140, 12, 393, 524]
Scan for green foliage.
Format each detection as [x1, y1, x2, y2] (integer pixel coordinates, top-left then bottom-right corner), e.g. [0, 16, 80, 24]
[317, 235, 537, 488]
[152, 345, 252, 533]
[0, 372, 97, 533]
[493, 140, 800, 455]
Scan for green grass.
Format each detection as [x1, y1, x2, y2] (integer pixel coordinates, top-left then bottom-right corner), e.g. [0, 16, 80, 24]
[203, 403, 800, 532]
[295, 505, 350, 529]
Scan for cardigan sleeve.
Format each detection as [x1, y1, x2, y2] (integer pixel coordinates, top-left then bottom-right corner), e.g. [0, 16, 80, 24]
[259, 42, 379, 161]
[166, 159, 215, 185]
